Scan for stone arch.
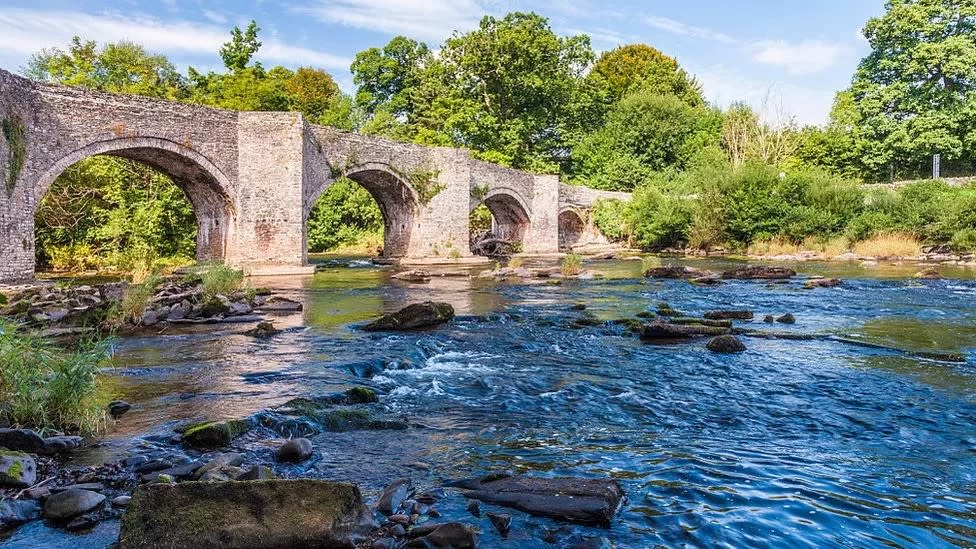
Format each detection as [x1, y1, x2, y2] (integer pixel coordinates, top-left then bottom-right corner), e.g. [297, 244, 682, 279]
[306, 162, 420, 258]
[477, 188, 531, 245]
[34, 137, 236, 262]
[558, 207, 586, 251]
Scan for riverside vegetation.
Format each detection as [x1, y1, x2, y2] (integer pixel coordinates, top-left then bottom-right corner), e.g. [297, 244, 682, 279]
[23, 1, 976, 271]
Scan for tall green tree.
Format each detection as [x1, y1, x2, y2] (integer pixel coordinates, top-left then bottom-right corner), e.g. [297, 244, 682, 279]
[220, 20, 262, 73]
[848, 0, 976, 178]
[589, 44, 704, 107]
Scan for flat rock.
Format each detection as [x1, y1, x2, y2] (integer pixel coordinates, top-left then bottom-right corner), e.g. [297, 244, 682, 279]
[721, 265, 796, 280]
[363, 302, 455, 331]
[118, 480, 376, 549]
[181, 419, 251, 449]
[803, 277, 842, 289]
[43, 489, 105, 520]
[703, 310, 753, 320]
[259, 297, 304, 312]
[391, 270, 432, 283]
[639, 321, 730, 341]
[643, 265, 713, 279]
[407, 522, 477, 548]
[451, 474, 623, 527]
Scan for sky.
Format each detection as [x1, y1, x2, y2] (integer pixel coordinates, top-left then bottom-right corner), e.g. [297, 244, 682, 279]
[0, 0, 886, 125]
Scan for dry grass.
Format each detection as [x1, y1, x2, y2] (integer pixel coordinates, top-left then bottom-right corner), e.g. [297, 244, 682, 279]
[749, 236, 851, 259]
[852, 233, 922, 258]
[508, 256, 524, 269]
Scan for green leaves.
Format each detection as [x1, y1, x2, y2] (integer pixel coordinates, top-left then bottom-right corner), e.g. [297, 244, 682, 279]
[220, 21, 262, 73]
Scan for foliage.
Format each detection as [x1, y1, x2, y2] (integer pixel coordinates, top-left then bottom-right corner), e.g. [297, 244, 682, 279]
[573, 91, 721, 190]
[220, 21, 262, 73]
[0, 320, 110, 435]
[200, 264, 246, 299]
[588, 44, 704, 107]
[846, 0, 976, 180]
[469, 203, 493, 233]
[2, 114, 25, 194]
[110, 272, 162, 327]
[591, 198, 630, 242]
[626, 182, 692, 249]
[307, 178, 383, 253]
[561, 253, 583, 276]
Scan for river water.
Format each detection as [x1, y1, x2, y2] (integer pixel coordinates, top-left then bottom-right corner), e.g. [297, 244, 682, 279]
[4, 257, 976, 548]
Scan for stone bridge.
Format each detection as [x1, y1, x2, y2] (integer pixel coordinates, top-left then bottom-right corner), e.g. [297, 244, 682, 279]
[0, 68, 628, 282]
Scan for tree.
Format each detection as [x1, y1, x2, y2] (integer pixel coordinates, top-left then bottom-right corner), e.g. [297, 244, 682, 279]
[220, 21, 262, 73]
[351, 36, 431, 117]
[848, 0, 976, 178]
[589, 44, 704, 107]
[573, 91, 722, 191]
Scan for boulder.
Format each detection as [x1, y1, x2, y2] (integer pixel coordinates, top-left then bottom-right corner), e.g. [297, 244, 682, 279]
[776, 313, 796, 324]
[391, 270, 432, 283]
[643, 265, 713, 279]
[118, 480, 375, 549]
[0, 499, 40, 530]
[451, 475, 623, 527]
[721, 265, 796, 280]
[276, 438, 314, 463]
[0, 450, 37, 488]
[803, 277, 842, 289]
[43, 489, 105, 520]
[237, 466, 277, 481]
[376, 478, 412, 516]
[487, 512, 512, 538]
[363, 302, 455, 331]
[703, 310, 754, 320]
[0, 428, 82, 455]
[260, 297, 304, 312]
[108, 400, 132, 418]
[706, 335, 747, 353]
[407, 522, 478, 549]
[244, 321, 282, 338]
[914, 268, 942, 280]
[181, 419, 251, 449]
[639, 321, 730, 341]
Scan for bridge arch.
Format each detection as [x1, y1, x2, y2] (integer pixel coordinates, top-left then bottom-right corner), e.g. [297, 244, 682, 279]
[558, 207, 586, 251]
[34, 137, 236, 263]
[469, 188, 532, 254]
[305, 162, 419, 258]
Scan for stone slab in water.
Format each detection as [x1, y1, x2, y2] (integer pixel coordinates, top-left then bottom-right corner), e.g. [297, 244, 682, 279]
[118, 480, 375, 549]
[721, 265, 796, 280]
[363, 301, 455, 331]
[452, 475, 624, 527]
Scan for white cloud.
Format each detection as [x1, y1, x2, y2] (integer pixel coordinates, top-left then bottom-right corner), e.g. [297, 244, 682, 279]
[0, 7, 350, 70]
[692, 63, 834, 125]
[751, 40, 847, 75]
[644, 16, 736, 43]
[202, 10, 228, 25]
[296, 0, 486, 43]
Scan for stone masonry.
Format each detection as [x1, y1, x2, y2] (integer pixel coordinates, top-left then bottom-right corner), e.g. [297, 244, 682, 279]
[0, 68, 628, 282]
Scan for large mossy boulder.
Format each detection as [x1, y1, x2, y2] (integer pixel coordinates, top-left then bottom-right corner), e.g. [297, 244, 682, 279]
[181, 419, 251, 449]
[363, 302, 455, 331]
[118, 480, 375, 549]
[0, 450, 36, 488]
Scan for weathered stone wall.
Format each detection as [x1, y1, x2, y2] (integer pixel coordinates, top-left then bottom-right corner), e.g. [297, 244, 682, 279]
[0, 67, 630, 282]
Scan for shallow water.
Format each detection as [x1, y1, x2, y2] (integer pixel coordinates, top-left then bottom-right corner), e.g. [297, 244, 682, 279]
[6, 257, 976, 548]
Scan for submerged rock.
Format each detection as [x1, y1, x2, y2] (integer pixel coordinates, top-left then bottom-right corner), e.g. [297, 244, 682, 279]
[276, 438, 314, 463]
[706, 335, 747, 353]
[244, 321, 282, 338]
[118, 480, 376, 548]
[803, 277, 842, 289]
[914, 268, 942, 280]
[407, 522, 478, 549]
[721, 265, 796, 280]
[703, 310, 754, 320]
[43, 489, 105, 520]
[391, 270, 432, 283]
[363, 302, 455, 331]
[0, 450, 37, 488]
[643, 265, 713, 279]
[487, 512, 512, 539]
[776, 313, 796, 324]
[180, 419, 251, 449]
[451, 474, 624, 527]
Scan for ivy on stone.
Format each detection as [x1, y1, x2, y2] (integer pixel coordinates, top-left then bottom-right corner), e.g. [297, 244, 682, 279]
[1, 114, 25, 195]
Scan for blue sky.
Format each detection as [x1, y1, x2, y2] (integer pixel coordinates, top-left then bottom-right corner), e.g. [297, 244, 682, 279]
[0, 1, 886, 125]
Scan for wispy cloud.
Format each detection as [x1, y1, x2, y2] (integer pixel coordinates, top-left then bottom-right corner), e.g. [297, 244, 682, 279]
[644, 15, 736, 43]
[751, 40, 848, 74]
[295, 0, 486, 43]
[0, 7, 350, 70]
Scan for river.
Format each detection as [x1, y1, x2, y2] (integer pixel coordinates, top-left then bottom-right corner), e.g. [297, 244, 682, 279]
[4, 257, 976, 548]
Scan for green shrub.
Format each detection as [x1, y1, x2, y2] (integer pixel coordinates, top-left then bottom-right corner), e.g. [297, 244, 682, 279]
[951, 228, 976, 251]
[627, 184, 692, 250]
[591, 198, 629, 242]
[561, 253, 583, 276]
[200, 263, 245, 298]
[0, 320, 110, 434]
[111, 272, 162, 327]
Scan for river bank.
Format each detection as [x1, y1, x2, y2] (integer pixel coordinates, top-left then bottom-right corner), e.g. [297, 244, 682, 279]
[1, 256, 975, 547]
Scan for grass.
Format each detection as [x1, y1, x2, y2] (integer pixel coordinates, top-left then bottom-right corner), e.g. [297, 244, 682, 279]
[109, 272, 162, 328]
[508, 256, 524, 269]
[748, 236, 851, 258]
[200, 263, 246, 299]
[852, 232, 922, 258]
[0, 320, 110, 435]
[561, 253, 583, 276]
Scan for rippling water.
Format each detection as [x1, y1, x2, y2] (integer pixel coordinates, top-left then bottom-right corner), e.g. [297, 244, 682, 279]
[7, 257, 976, 548]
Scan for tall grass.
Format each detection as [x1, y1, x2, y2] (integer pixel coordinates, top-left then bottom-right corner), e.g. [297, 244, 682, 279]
[200, 263, 246, 298]
[852, 232, 922, 258]
[109, 272, 162, 327]
[0, 320, 110, 434]
[561, 253, 583, 276]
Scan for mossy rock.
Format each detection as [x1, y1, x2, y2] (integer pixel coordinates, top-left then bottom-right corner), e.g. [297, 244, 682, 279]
[345, 386, 378, 404]
[200, 297, 230, 317]
[363, 301, 454, 331]
[0, 450, 37, 488]
[318, 408, 407, 432]
[181, 419, 251, 449]
[118, 480, 374, 548]
[273, 397, 406, 434]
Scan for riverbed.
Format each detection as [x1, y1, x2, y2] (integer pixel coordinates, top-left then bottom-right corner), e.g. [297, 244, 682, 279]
[4, 256, 976, 548]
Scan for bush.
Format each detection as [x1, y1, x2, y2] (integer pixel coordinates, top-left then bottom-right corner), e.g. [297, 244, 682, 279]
[561, 253, 583, 276]
[110, 272, 162, 327]
[0, 320, 110, 434]
[951, 228, 976, 251]
[307, 178, 384, 252]
[200, 263, 245, 298]
[627, 185, 692, 250]
[591, 198, 630, 242]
